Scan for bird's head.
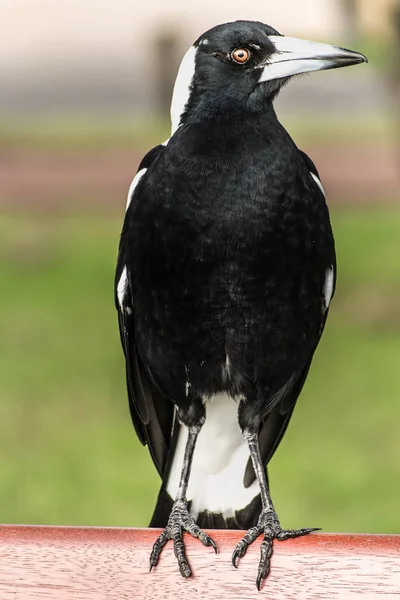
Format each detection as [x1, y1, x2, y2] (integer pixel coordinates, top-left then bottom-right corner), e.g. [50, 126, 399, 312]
[171, 20, 367, 133]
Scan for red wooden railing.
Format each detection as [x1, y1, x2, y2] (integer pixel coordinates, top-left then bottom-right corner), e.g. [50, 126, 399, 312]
[0, 526, 399, 599]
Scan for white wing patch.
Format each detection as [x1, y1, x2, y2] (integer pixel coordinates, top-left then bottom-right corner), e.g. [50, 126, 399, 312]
[323, 265, 335, 310]
[167, 393, 259, 519]
[126, 140, 169, 211]
[126, 168, 146, 210]
[117, 265, 128, 309]
[170, 45, 197, 135]
[310, 172, 326, 197]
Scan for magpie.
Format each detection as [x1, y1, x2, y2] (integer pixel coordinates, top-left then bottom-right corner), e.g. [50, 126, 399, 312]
[115, 20, 367, 589]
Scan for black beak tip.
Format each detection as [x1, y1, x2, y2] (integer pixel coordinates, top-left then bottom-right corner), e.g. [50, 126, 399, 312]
[341, 51, 368, 68]
[337, 46, 368, 66]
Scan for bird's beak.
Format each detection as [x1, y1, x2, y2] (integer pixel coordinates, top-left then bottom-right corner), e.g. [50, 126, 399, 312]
[258, 36, 368, 83]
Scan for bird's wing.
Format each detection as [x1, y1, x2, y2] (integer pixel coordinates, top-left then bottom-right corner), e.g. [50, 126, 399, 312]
[244, 152, 336, 487]
[243, 308, 332, 488]
[115, 143, 175, 478]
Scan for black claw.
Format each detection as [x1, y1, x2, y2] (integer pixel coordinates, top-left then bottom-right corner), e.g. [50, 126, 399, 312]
[208, 537, 218, 554]
[198, 531, 216, 552]
[149, 551, 159, 571]
[149, 552, 160, 571]
[256, 573, 263, 591]
[232, 551, 239, 568]
[232, 541, 247, 568]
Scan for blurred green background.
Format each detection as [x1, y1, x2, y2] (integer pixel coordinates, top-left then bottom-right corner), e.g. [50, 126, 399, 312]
[1, 0, 399, 533]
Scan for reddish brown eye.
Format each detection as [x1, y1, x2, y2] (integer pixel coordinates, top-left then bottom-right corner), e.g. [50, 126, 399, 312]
[231, 48, 250, 64]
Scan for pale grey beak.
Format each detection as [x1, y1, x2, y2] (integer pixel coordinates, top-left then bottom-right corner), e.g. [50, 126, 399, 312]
[258, 36, 368, 83]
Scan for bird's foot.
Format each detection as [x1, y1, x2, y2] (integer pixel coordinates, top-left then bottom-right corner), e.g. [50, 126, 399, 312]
[149, 499, 217, 577]
[232, 508, 319, 590]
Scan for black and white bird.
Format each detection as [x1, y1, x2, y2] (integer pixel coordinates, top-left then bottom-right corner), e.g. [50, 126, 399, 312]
[115, 20, 367, 588]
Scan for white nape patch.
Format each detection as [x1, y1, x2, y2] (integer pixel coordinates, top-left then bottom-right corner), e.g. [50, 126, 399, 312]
[199, 38, 209, 46]
[117, 265, 128, 309]
[161, 139, 170, 146]
[166, 393, 259, 519]
[259, 36, 350, 83]
[170, 45, 197, 135]
[323, 265, 335, 309]
[126, 168, 146, 210]
[310, 172, 326, 197]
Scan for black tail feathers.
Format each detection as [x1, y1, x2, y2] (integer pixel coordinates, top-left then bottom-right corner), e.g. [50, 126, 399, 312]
[149, 486, 261, 530]
[149, 487, 174, 527]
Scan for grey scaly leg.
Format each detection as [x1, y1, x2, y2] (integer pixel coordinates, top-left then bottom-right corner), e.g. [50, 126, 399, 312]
[232, 430, 318, 589]
[150, 423, 217, 577]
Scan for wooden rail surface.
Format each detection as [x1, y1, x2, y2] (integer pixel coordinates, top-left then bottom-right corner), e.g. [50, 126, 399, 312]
[0, 526, 399, 599]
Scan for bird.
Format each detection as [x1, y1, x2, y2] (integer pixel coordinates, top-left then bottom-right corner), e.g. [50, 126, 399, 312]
[115, 20, 367, 589]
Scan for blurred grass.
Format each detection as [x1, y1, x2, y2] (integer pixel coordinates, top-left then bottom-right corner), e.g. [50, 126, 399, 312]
[354, 35, 390, 68]
[0, 208, 399, 532]
[0, 116, 170, 152]
[0, 112, 394, 152]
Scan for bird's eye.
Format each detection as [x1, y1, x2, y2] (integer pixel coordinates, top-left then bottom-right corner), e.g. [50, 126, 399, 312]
[231, 48, 250, 64]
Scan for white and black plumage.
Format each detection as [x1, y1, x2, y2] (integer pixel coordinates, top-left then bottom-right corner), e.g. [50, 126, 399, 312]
[115, 20, 367, 588]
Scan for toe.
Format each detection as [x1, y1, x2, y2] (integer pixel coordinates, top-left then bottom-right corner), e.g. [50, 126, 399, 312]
[256, 570, 266, 591]
[185, 522, 218, 553]
[149, 529, 170, 571]
[243, 525, 262, 545]
[232, 525, 263, 568]
[173, 529, 192, 578]
[256, 537, 273, 587]
[275, 526, 320, 541]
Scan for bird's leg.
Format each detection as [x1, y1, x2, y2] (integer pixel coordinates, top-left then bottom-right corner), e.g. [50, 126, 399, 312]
[150, 405, 217, 577]
[232, 430, 318, 589]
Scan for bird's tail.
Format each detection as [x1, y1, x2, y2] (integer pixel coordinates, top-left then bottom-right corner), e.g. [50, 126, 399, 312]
[149, 487, 174, 528]
[150, 485, 262, 530]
